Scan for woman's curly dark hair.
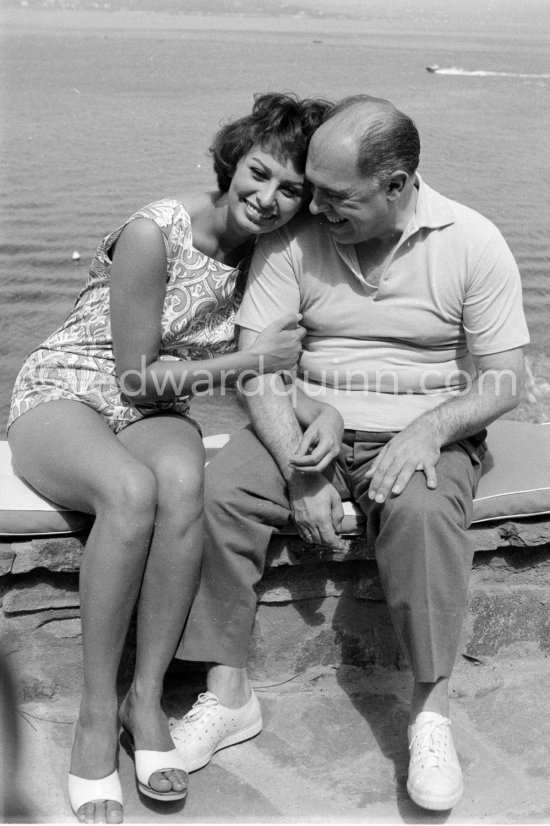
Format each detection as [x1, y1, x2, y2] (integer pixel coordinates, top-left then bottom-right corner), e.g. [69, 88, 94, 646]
[210, 92, 333, 192]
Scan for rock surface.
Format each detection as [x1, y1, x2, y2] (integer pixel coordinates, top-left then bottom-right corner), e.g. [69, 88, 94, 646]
[1, 517, 549, 699]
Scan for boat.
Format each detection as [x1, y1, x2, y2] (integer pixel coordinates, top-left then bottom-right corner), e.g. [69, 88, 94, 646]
[426, 65, 440, 73]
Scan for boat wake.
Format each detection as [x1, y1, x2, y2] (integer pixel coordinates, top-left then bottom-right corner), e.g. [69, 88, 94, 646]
[426, 65, 550, 78]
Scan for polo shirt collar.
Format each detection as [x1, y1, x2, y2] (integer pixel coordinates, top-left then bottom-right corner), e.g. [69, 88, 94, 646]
[333, 174, 455, 285]
[408, 173, 455, 234]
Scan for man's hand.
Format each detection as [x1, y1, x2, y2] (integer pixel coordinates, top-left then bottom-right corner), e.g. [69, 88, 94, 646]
[365, 425, 441, 503]
[288, 472, 346, 549]
[364, 349, 525, 504]
[289, 405, 345, 474]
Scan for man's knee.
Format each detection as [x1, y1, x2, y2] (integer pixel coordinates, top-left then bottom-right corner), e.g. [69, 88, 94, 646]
[382, 472, 471, 529]
[204, 427, 283, 513]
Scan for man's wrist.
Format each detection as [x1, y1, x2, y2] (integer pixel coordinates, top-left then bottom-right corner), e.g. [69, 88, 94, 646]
[287, 468, 323, 493]
[407, 411, 444, 443]
[320, 405, 345, 435]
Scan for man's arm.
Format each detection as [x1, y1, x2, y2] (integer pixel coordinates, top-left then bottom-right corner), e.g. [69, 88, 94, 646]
[289, 386, 345, 473]
[365, 347, 525, 503]
[239, 327, 346, 549]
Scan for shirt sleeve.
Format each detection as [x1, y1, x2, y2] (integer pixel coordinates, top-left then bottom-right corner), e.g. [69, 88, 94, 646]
[463, 226, 530, 355]
[236, 228, 301, 332]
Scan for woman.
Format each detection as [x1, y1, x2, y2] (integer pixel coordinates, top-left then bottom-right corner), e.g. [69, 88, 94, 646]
[7, 91, 331, 824]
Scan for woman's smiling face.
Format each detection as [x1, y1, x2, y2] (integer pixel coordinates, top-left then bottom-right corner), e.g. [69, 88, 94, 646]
[227, 146, 306, 236]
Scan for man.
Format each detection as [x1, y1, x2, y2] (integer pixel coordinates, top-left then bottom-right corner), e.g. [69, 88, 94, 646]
[173, 95, 528, 811]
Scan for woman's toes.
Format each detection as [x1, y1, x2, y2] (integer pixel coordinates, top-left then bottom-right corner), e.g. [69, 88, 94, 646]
[149, 771, 173, 793]
[148, 769, 188, 795]
[77, 802, 95, 823]
[105, 800, 123, 823]
[77, 800, 122, 824]
[167, 769, 188, 793]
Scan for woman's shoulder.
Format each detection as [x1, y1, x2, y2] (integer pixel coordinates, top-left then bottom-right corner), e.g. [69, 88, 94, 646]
[133, 192, 220, 234]
[130, 197, 191, 228]
[95, 199, 192, 266]
[173, 191, 216, 223]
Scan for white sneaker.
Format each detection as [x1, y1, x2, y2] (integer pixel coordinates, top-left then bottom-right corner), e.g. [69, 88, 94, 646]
[170, 691, 262, 772]
[407, 711, 463, 811]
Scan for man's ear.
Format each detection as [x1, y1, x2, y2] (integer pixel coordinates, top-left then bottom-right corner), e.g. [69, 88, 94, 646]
[386, 171, 409, 200]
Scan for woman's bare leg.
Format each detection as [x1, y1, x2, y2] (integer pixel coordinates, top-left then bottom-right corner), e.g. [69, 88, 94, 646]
[8, 402, 158, 823]
[117, 414, 205, 795]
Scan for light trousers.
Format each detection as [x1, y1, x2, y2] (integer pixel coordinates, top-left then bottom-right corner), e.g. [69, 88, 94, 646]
[178, 425, 484, 682]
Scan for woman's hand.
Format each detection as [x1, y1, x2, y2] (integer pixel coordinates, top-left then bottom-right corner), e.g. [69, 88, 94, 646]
[247, 314, 305, 373]
[288, 405, 344, 473]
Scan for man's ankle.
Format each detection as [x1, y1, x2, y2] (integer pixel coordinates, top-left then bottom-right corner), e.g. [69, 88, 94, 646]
[410, 677, 450, 722]
[206, 663, 251, 708]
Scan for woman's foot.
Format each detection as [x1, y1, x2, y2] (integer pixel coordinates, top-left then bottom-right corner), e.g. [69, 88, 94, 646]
[119, 686, 187, 798]
[69, 701, 122, 823]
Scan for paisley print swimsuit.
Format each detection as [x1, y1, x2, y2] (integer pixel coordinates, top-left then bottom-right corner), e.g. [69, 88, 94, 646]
[8, 199, 248, 434]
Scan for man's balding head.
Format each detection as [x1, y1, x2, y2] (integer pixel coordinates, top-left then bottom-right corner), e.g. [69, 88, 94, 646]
[306, 95, 420, 245]
[315, 95, 420, 185]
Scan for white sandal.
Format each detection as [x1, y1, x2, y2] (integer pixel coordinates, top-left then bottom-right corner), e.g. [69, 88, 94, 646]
[133, 748, 188, 801]
[68, 769, 123, 819]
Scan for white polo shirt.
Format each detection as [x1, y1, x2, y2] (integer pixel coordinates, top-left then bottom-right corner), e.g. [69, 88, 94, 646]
[236, 176, 529, 431]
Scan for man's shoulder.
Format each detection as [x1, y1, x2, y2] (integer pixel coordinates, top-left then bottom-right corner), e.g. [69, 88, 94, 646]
[275, 211, 327, 244]
[423, 180, 501, 239]
[256, 212, 331, 263]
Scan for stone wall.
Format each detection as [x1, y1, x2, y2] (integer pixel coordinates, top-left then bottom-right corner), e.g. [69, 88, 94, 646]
[2, 517, 550, 700]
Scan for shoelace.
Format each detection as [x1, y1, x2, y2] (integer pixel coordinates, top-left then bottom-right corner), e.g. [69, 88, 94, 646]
[409, 718, 451, 768]
[174, 692, 219, 729]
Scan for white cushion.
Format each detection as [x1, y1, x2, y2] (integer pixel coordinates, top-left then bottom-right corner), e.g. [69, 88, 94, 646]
[1, 421, 548, 537]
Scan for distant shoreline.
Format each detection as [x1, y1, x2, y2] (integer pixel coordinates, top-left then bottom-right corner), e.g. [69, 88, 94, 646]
[0, 0, 368, 16]
[0, 5, 409, 40]
[0, 0, 370, 25]
[2, 2, 547, 43]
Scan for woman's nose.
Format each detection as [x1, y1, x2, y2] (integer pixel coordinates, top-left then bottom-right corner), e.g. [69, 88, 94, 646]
[257, 182, 278, 208]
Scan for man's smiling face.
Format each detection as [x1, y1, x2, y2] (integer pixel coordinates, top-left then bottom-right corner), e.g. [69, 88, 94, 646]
[306, 128, 392, 245]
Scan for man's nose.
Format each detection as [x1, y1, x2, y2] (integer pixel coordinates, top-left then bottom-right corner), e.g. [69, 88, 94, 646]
[309, 188, 325, 214]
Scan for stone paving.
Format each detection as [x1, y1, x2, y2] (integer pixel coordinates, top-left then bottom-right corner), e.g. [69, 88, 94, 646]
[5, 654, 550, 824]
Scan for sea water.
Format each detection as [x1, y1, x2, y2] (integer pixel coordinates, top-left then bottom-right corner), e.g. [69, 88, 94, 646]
[1, 1, 549, 434]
